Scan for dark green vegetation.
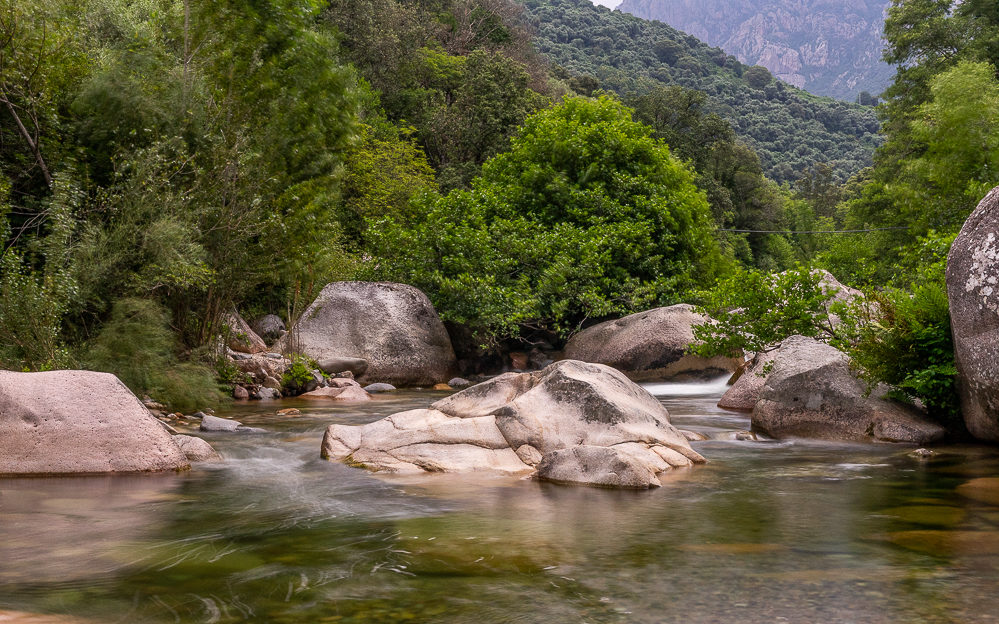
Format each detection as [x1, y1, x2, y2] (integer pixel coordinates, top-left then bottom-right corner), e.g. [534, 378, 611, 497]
[366, 95, 723, 342]
[0, 0, 995, 429]
[689, 0, 999, 430]
[524, 0, 882, 183]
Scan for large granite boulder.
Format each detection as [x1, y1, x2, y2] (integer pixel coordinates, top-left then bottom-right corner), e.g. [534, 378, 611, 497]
[718, 349, 778, 412]
[321, 360, 705, 488]
[946, 186, 999, 442]
[751, 336, 946, 444]
[249, 314, 286, 345]
[0, 370, 190, 475]
[225, 310, 268, 354]
[562, 304, 740, 381]
[280, 282, 456, 386]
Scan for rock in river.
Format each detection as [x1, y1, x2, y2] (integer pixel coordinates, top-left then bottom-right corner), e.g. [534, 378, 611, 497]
[0, 370, 190, 475]
[563, 304, 739, 380]
[718, 349, 778, 412]
[279, 281, 456, 386]
[321, 360, 705, 488]
[751, 336, 946, 444]
[946, 185, 999, 442]
[173, 435, 222, 462]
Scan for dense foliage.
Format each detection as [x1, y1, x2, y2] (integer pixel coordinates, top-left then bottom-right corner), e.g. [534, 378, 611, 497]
[367, 96, 724, 342]
[523, 0, 882, 184]
[691, 266, 839, 358]
[0, 0, 992, 424]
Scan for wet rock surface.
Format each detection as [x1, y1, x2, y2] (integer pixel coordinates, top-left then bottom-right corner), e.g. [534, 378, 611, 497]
[173, 435, 222, 462]
[751, 336, 946, 445]
[321, 360, 705, 487]
[563, 304, 739, 381]
[946, 185, 999, 442]
[0, 370, 189, 475]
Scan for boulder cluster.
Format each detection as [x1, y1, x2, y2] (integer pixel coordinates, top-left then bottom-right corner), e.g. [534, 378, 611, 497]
[322, 360, 704, 489]
[7, 183, 999, 485]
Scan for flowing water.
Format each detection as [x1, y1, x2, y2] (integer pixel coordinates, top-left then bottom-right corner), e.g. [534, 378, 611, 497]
[2, 382, 999, 623]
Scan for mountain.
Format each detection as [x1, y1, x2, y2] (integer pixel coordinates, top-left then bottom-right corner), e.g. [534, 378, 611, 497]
[616, 0, 893, 101]
[524, 0, 881, 183]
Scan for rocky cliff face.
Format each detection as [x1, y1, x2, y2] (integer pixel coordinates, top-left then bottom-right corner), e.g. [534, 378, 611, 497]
[617, 0, 893, 100]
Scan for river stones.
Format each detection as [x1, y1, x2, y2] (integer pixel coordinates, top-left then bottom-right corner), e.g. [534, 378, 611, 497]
[280, 281, 456, 386]
[946, 185, 999, 441]
[173, 435, 222, 462]
[751, 336, 946, 444]
[321, 360, 705, 487]
[300, 378, 372, 402]
[957, 477, 999, 506]
[563, 304, 739, 380]
[317, 356, 368, 377]
[0, 370, 190, 475]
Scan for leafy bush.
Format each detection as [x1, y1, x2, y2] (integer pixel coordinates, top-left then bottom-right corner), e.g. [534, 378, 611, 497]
[691, 265, 840, 357]
[281, 354, 318, 395]
[835, 235, 961, 428]
[366, 95, 725, 343]
[84, 298, 224, 412]
[0, 177, 79, 371]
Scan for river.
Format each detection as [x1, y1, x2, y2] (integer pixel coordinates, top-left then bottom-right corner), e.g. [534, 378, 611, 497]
[2, 379, 998, 623]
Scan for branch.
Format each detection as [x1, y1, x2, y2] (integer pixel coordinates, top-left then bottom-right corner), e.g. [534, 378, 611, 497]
[0, 94, 52, 187]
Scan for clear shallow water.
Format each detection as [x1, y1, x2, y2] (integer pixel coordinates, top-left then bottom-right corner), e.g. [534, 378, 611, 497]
[2, 385, 999, 623]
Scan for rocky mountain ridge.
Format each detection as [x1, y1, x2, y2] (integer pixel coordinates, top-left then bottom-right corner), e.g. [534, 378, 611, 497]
[617, 0, 893, 100]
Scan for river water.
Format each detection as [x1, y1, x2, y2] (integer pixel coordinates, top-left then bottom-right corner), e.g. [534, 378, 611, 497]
[2, 380, 999, 623]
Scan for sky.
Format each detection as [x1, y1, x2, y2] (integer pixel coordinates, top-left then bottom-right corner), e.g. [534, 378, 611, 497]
[590, 0, 623, 7]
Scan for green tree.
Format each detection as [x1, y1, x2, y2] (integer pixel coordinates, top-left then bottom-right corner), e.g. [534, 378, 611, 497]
[897, 61, 999, 232]
[367, 95, 725, 342]
[744, 65, 773, 88]
[691, 265, 840, 358]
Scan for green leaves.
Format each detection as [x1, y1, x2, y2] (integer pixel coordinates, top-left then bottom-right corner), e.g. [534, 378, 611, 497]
[836, 256, 961, 427]
[367, 95, 723, 343]
[691, 265, 839, 358]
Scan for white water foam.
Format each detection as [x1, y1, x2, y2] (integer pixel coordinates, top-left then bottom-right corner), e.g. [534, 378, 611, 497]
[641, 375, 732, 397]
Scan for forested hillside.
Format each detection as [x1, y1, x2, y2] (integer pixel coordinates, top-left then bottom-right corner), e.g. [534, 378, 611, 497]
[617, 0, 893, 101]
[3, 0, 997, 421]
[526, 0, 881, 183]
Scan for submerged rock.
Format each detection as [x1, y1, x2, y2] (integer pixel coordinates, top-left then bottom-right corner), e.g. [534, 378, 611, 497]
[321, 360, 705, 488]
[278, 281, 456, 386]
[0, 370, 189, 475]
[563, 304, 739, 381]
[946, 186, 999, 442]
[751, 336, 946, 444]
[173, 435, 222, 462]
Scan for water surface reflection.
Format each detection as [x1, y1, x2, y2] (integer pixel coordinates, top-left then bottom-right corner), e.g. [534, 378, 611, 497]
[1, 385, 998, 623]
